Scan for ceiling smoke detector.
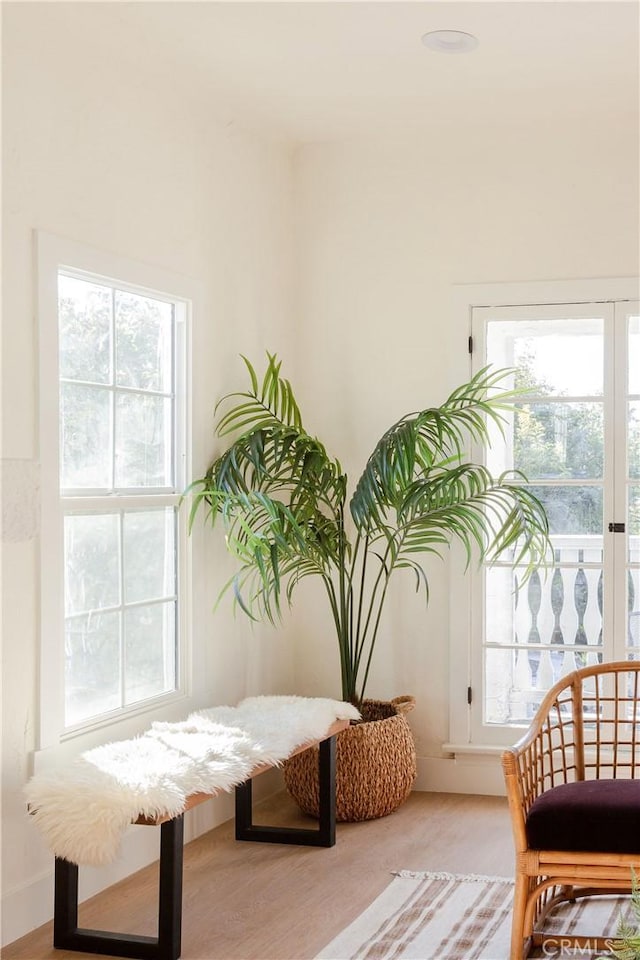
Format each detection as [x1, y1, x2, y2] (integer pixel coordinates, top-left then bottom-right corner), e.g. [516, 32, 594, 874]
[421, 30, 479, 54]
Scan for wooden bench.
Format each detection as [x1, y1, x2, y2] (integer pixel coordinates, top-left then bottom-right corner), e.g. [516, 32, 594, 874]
[52, 718, 348, 960]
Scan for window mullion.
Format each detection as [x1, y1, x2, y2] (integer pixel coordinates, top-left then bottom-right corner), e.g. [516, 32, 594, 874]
[110, 287, 116, 492]
[616, 302, 639, 659]
[170, 305, 176, 491]
[118, 509, 125, 710]
[61, 493, 179, 510]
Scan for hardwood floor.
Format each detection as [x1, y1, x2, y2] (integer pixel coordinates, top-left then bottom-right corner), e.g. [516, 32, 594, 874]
[3, 791, 514, 960]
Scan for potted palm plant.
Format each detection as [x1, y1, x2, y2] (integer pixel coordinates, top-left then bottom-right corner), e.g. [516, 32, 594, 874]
[188, 353, 549, 820]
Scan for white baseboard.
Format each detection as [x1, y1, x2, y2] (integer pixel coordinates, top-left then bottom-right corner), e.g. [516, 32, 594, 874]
[414, 754, 507, 797]
[1, 827, 162, 948]
[1, 871, 56, 950]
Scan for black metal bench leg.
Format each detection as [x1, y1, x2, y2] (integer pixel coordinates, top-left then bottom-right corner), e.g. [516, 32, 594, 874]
[52, 814, 184, 959]
[317, 734, 337, 845]
[157, 815, 183, 960]
[235, 734, 337, 847]
[54, 857, 79, 948]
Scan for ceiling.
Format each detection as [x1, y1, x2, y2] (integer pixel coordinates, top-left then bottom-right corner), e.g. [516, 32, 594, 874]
[28, 1, 640, 141]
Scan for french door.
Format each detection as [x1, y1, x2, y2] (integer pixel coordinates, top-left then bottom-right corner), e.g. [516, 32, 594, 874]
[469, 298, 639, 740]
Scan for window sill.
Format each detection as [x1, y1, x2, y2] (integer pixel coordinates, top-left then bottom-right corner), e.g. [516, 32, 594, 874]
[32, 691, 192, 775]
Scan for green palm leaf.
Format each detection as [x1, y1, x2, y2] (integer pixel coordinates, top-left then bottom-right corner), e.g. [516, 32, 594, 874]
[188, 354, 551, 705]
[351, 367, 518, 530]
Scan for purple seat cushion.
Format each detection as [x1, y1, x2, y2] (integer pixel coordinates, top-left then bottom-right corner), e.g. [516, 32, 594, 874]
[526, 778, 640, 853]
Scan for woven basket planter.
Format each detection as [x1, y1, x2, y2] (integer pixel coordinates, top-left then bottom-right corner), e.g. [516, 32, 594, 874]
[283, 696, 416, 822]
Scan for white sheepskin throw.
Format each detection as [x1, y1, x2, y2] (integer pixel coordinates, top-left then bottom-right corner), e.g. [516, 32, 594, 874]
[26, 696, 360, 867]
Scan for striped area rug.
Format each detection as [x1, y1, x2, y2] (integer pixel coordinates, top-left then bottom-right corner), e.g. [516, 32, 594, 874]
[316, 871, 629, 960]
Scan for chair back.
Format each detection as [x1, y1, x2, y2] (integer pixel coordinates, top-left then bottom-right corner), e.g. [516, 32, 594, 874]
[503, 661, 640, 830]
[579, 660, 640, 779]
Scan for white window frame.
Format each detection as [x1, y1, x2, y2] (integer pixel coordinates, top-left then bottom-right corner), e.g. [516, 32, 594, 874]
[37, 232, 195, 752]
[448, 276, 640, 752]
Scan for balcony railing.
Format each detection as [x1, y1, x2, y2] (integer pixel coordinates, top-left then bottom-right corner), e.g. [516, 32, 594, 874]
[485, 535, 640, 724]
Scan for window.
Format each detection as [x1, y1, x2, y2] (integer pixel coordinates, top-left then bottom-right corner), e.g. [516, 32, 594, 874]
[449, 279, 640, 747]
[38, 235, 191, 743]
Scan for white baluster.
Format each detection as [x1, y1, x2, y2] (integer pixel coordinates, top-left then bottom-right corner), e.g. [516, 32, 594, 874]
[538, 650, 554, 693]
[561, 649, 576, 677]
[515, 648, 531, 690]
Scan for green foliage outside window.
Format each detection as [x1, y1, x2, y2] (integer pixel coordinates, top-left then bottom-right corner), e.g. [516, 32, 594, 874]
[510, 347, 640, 537]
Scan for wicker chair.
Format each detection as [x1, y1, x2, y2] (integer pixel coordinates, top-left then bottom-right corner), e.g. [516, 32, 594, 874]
[502, 660, 640, 959]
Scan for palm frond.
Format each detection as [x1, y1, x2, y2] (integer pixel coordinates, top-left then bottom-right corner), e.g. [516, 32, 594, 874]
[350, 366, 520, 531]
[208, 490, 343, 620]
[201, 427, 346, 535]
[188, 354, 551, 705]
[215, 352, 303, 436]
[393, 463, 549, 576]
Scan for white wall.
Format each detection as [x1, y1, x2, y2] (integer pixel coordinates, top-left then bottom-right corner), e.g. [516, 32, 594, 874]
[290, 118, 639, 768]
[3, 1, 639, 947]
[1, 4, 295, 945]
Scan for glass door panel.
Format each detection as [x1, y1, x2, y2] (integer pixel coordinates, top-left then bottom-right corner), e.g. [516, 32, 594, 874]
[475, 303, 611, 724]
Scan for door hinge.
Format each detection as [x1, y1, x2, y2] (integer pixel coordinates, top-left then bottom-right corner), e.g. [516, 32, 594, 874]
[608, 522, 626, 533]
[468, 335, 474, 354]
[467, 686, 473, 705]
